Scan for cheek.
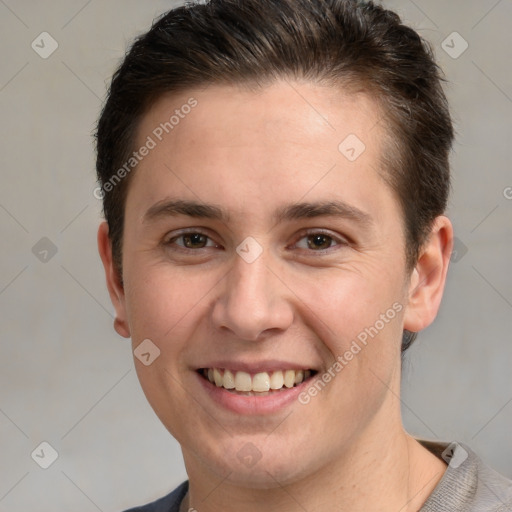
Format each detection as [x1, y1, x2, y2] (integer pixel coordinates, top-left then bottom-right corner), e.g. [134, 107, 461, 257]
[287, 263, 407, 404]
[289, 268, 405, 447]
[288, 263, 405, 345]
[123, 261, 221, 348]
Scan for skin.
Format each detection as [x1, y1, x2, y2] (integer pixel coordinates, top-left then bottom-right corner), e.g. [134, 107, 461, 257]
[98, 81, 453, 511]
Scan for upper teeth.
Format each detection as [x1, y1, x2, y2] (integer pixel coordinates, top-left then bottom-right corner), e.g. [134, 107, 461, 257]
[205, 368, 312, 392]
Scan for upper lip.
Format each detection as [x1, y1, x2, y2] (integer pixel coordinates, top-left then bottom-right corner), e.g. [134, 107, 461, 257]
[196, 360, 319, 374]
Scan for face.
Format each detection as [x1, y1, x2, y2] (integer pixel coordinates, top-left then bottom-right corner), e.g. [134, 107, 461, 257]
[100, 81, 440, 488]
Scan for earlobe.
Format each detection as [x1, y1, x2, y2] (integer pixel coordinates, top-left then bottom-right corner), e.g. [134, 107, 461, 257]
[97, 221, 131, 338]
[403, 216, 454, 334]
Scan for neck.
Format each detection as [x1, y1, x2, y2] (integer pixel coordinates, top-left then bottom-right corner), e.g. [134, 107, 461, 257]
[181, 413, 446, 512]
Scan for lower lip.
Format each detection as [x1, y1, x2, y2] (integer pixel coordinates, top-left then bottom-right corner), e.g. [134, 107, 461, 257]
[196, 371, 314, 415]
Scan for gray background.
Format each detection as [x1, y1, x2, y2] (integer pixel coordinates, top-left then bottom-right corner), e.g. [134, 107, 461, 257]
[0, 1, 511, 511]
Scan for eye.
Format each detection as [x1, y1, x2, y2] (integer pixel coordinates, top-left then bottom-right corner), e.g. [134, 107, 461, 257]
[293, 230, 347, 252]
[165, 231, 219, 250]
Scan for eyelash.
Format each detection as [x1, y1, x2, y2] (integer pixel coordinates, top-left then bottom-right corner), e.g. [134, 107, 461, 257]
[163, 229, 349, 254]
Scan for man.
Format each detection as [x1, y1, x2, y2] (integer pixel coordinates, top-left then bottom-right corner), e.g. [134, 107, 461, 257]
[96, 0, 512, 510]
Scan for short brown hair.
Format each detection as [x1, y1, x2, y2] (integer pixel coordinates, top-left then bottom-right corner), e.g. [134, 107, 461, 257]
[95, 0, 454, 352]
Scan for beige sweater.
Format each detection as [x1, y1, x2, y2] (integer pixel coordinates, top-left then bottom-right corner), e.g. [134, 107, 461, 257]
[418, 439, 512, 511]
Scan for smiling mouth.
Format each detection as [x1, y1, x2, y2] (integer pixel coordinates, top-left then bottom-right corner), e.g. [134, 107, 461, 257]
[198, 368, 318, 396]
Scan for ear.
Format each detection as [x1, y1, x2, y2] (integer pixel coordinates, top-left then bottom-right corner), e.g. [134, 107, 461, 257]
[403, 215, 454, 333]
[97, 221, 131, 338]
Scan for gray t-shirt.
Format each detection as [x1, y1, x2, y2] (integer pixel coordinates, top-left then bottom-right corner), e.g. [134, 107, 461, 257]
[124, 440, 512, 511]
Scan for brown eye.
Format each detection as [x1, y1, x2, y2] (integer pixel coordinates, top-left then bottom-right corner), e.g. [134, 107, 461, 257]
[306, 234, 334, 250]
[182, 233, 208, 248]
[166, 231, 218, 250]
[293, 230, 348, 252]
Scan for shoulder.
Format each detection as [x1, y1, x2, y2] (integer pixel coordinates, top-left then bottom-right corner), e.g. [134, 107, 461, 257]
[418, 440, 512, 511]
[122, 480, 189, 512]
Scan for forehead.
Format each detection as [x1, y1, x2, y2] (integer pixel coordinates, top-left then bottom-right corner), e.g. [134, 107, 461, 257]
[137, 80, 383, 151]
[127, 80, 396, 225]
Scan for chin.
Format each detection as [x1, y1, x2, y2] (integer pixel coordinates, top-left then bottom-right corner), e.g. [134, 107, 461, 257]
[190, 435, 320, 490]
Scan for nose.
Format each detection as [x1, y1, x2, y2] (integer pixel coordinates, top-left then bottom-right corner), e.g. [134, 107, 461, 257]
[211, 248, 294, 341]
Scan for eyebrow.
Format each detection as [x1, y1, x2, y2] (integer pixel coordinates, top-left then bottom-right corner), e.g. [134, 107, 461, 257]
[143, 199, 229, 223]
[273, 200, 373, 227]
[142, 198, 373, 228]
